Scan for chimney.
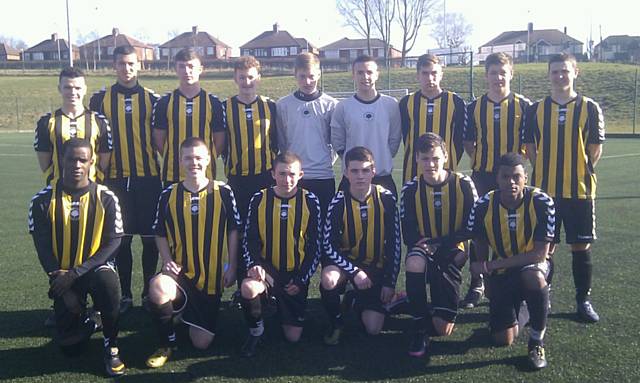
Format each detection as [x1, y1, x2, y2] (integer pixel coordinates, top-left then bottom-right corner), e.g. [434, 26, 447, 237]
[273, 22, 279, 33]
[112, 28, 119, 37]
[51, 33, 58, 41]
[564, 26, 567, 35]
[527, 22, 533, 34]
[192, 26, 199, 36]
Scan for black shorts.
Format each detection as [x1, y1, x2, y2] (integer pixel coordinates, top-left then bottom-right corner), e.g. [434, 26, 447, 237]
[105, 176, 162, 236]
[471, 171, 498, 196]
[298, 178, 335, 218]
[330, 266, 386, 314]
[170, 274, 222, 336]
[553, 198, 596, 244]
[407, 245, 465, 322]
[488, 261, 550, 333]
[338, 174, 398, 200]
[227, 172, 274, 223]
[261, 271, 309, 327]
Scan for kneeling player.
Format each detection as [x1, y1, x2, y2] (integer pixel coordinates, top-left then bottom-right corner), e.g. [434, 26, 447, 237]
[467, 153, 554, 370]
[321, 146, 401, 345]
[29, 138, 126, 376]
[145, 138, 240, 368]
[239, 152, 321, 357]
[401, 133, 477, 358]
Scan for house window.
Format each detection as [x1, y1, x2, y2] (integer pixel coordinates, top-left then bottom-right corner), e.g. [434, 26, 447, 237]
[290, 46, 297, 55]
[373, 48, 379, 57]
[255, 48, 267, 57]
[271, 47, 288, 56]
[33, 52, 44, 60]
[162, 48, 169, 57]
[350, 49, 358, 59]
[107, 47, 114, 55]
[207, 46, 214, 56]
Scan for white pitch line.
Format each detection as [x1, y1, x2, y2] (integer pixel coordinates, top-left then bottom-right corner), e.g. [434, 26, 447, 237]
[0, 153, 31, 157]
[601, 153, 640, 159]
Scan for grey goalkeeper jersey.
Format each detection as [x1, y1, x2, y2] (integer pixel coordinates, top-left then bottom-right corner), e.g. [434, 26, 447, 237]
[331, 93, 402, 176]
[276, 91, 338, 179]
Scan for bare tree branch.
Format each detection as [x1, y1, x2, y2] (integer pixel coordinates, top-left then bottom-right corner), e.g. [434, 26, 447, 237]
[370, 0, 396, 61]
[396, 0, 439, 66]
[337, 0, 374, 54]
[432, 12, 473, 48]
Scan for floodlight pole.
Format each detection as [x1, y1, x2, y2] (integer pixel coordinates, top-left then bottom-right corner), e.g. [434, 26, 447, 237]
[66, 0, 73, 67]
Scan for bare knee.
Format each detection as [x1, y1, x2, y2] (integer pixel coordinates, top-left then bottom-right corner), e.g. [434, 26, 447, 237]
[405, 254, 427, 273]
[571, 243, 590, 252]
[189, 327, 214, 350]
[321, 266, 343, 290]
[361, 310, 384, 335]
[492, 326, 517, 346]
[433, 317, 455, 337]
[521, 269, 546, 291]
[241, 278, 264, 300]
[148, 275, 176, 304]
[283, 325, 303, 343]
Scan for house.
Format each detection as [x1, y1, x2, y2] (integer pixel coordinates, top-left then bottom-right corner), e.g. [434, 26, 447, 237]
[319, 37, 401, 60]
[594, 35, 640, 63]
[240, 23, 318, 58]
[80, 28, 154, 62]
[23, 33, 79, 61]
[0, 43, 21, 61]
[478, 25, 583, 63]
[159, 26, 232, 61]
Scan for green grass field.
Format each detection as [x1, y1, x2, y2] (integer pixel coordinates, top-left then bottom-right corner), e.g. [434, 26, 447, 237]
[1, 62, 639, 133]
[1, 132, 639, 382]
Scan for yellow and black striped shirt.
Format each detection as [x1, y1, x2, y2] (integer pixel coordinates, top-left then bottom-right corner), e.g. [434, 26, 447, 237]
[90, 83, 161, 179]
[324, 185, 401, 287]
[465, 93, 531, 172]
[467, 187, 555, 262]
[401, 172, 477, 249]
[399, 90, 466, 182]
[28, 181, 124, 273]
[523, 95, 605, 199]
[152, 89, 225, 183]
[243, 187, 321, 286]
[34, 109, 112, 184]
[153, 181, 241, 295]
[223, 95, 278, 177]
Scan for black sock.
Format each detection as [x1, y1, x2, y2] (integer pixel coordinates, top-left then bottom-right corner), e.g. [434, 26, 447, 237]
[116, 236, 133, 298]
[406, 271, 428, 320]
[320, 285, 343, 327]
[141, 237, 159, 297]
[572, 250, 593, 301]
[524, 285, 549, 335]
[243, 297, 262, 322]
[150, 301, 175, 347]
[546, 257, 555, 286]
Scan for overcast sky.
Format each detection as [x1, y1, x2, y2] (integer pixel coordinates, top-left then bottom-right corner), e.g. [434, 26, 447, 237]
[3, 0, 636, 54]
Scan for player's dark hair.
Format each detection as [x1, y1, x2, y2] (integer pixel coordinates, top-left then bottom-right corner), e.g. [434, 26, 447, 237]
[113, 45, 137, 61]
[497, 152, 526, 169]
[415, 132, 447, 154]
[62, 137, 93, 158]
[179, 137, 208, 153]
[273, 151, 302, 168]
[58, 66, 85, 83]
[548, 52, 577, 70]
[234, 55, 261, 73]
[485, 52, 513, 72]
[416, 53, 440, 72]
[352, 55, 377, 70]
[294, 52, 320, 73]
[344, 146, 375, 168]
[174, 47, 202, 65]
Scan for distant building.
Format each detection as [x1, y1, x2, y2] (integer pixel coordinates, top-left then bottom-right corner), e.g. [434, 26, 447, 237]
[478, 25, 583, 63]
[159, 26, 232, 61]
[240, 23, 317, 58]
[319, 37, 401, 60]
[80, 28, 154, 62]
[0, 43, 21, 61]
[24, 33, 79, 61]
[594, 35, 640, 63]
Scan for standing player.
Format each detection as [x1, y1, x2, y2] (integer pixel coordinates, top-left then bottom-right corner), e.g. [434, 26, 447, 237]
[35, 67, 112, 185]
[29, 138, 126, 376]
[276, 52, 338, 216]
[321, 147, 401, 345]
[399, 54, 466, 184]
[401, 133, 477, 358]
[145, 138, 240, 368]
[467, 153, 554, 370]
[223, 55, 277, 223]
[461, 52, 531, 308]
[152, 48, 225, 185]
[523, 53, 605, 323]
[331, 55, 402, 197]
[239, 152, 321, 357]
[90, 45, 162, 314]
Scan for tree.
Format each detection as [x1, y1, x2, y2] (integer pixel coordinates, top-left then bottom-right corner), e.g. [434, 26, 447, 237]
[432, 12, 472, 49]
[395, 0, 439, 66]
[337, 0, 374, 55]
[0, 35, 28, 49]
[370, 0, 397, 62]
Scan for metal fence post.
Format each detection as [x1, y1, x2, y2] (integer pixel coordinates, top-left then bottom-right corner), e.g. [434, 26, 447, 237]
[633, 68, 638, 135]
[15, 97, 20, 132]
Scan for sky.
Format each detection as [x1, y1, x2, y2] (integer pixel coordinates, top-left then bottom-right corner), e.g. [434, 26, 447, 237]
[3, 0, 637, 55]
